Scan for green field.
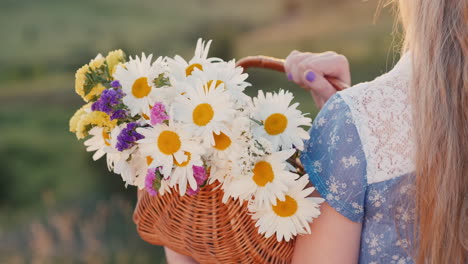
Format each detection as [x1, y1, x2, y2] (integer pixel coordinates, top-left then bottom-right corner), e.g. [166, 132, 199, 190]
[0, 0, 401, 263]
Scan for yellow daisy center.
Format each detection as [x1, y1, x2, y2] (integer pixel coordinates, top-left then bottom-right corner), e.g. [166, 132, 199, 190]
[142, 104, 153, 120]
[272, 195, 298, 217]
[146, 156, 153, 166]
[213, 132, 231, 150]
[264, 113, 288, 135]
[174, 151, 191, 167]
[252, 161, 274, 187]
[142, 113, 150, 120]
[192, 103, 214, 126]
[132, 77, 152, 98]
[157, 130, 181, 155]
[102, 130, 111, 146]
[186, 63, 203, 76]
[204, 80, 225, 92]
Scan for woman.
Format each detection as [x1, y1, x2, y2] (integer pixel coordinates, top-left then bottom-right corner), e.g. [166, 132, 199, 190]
[165, 0, 467, 263]
[287, 0, 467, 263]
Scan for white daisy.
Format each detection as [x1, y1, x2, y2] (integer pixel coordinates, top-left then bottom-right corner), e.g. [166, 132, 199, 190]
[208, 159, 233, 185]
[206, 116, 248, 160]
[113, 53, 166, 117]
[167, 38, 222, 85]
[82, 124, 136, 188]
[190, 60, 251, 106]
[223, 149, 297, 207]
[105, 124, 132, 172]
[172, 80, 234, 146]
[251, 90, 311, 151]
[249, 175, 324, 242]
[158, 178, 172, 196]
[84, 126, 113, 161]
[113, 153, 147, 189]
[143, 142, 204, 196]
[85, 126, 143, 188]
[169, 148, 204, 196]
[127, 151, 150, 189]
[105, 124, 147, 188]
[136, 122, 201, 178]
[204, 117, 249, 185]
[84, 124, 130, 176]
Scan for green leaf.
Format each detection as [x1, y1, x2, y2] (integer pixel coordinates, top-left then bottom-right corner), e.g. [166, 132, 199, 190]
[249, 117, 263, 126]
[82, 65, 113, 96]
[83, 124, 93, 137]
[83, 81, 94, 96]
[152, 175, 161, 191]
[153, 73, 170, 88]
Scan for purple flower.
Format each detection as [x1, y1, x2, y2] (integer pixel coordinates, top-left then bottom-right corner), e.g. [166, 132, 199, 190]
[111, 109, 127, 120]
[145, 168, 160, 196]
[186, 186, 200, 196]
[150, 102, 169, 125]
[193, 165, 207, 186]
[110, 80, 121, 88]
[91, 100, 103, 112]
[92, 88, 125, 115]
[116, 122, 144, 151]
[102, 88, 124, 106]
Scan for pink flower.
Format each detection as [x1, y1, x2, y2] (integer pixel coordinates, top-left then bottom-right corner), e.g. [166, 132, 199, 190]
[186, 187, 200, 196]
[185, 166, 207, 196]
[193, 165, 207, 186]
[145, 168, 160, 196]
[150, 102, 169, 125]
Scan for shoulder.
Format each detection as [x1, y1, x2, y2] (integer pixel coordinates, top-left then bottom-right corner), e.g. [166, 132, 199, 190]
[308, 93, 351, 133]
[305, 93, 358, 156]
[301, 93, 368, 222]
[337, 54, 414, 184]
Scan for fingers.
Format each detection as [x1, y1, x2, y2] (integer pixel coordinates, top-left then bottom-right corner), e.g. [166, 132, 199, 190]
[299, 55, 351, 85]
[285, 50, 336, 81]
[302, 71, 336, 106]
[285, 50, 350, 84]
[284, 50, 350, 108]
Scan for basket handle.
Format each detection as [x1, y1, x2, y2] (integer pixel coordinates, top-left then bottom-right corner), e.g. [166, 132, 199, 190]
[236, 55, 349, 91]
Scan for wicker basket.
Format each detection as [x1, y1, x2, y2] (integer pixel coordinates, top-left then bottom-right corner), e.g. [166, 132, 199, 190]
[134, 181, 295, 263]
[132, 56, 347, 264]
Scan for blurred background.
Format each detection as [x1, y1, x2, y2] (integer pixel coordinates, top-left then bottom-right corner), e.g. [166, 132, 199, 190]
[0, 0, 402, 263]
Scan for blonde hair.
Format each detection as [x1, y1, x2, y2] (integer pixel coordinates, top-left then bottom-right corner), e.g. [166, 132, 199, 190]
[397, 0, 468, 263]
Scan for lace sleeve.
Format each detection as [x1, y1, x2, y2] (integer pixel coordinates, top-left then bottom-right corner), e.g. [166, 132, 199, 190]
[300, 94, 367, 222]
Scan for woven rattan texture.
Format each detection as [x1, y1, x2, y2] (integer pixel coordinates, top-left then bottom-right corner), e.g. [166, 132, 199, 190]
[133, 181, 295, 263]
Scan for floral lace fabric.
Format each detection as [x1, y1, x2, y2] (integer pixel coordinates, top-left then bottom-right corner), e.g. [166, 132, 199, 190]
[300, 54, 417, 263]
[339, 54, 414, 184]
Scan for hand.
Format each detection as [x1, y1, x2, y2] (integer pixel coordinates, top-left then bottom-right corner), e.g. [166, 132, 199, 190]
[285, 50, 351, 109]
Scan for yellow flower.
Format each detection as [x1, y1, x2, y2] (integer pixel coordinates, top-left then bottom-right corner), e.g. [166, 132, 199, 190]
[106, 50, 125, 75]
[75, 60, 107, 103]
[69, 103, 91, 135]
[75, 64, 90, 101]
[87, 83, 106, 102]
[89, 55, 106, 70]
[71, 106, 117, 139]
[75, 54, 119, 102]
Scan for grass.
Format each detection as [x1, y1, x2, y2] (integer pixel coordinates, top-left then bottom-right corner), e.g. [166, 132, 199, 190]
[0, 101, 164, 263]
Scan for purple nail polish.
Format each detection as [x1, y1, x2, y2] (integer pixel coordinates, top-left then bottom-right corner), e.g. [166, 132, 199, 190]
[287, 73, 293, 81]
[306, 71, 316, 82]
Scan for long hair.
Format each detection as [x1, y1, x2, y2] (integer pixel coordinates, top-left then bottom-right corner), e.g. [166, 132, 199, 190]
[397, 0, 468, 263]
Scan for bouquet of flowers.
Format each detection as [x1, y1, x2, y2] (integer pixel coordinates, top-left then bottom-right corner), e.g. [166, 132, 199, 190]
[70, 39, 324, 242]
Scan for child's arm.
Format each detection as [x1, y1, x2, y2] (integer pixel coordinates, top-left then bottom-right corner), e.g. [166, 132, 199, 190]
[291, 201, 362, 264]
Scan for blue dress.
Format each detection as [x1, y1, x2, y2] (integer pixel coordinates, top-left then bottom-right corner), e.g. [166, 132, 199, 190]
[300, 54, 417, 264]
